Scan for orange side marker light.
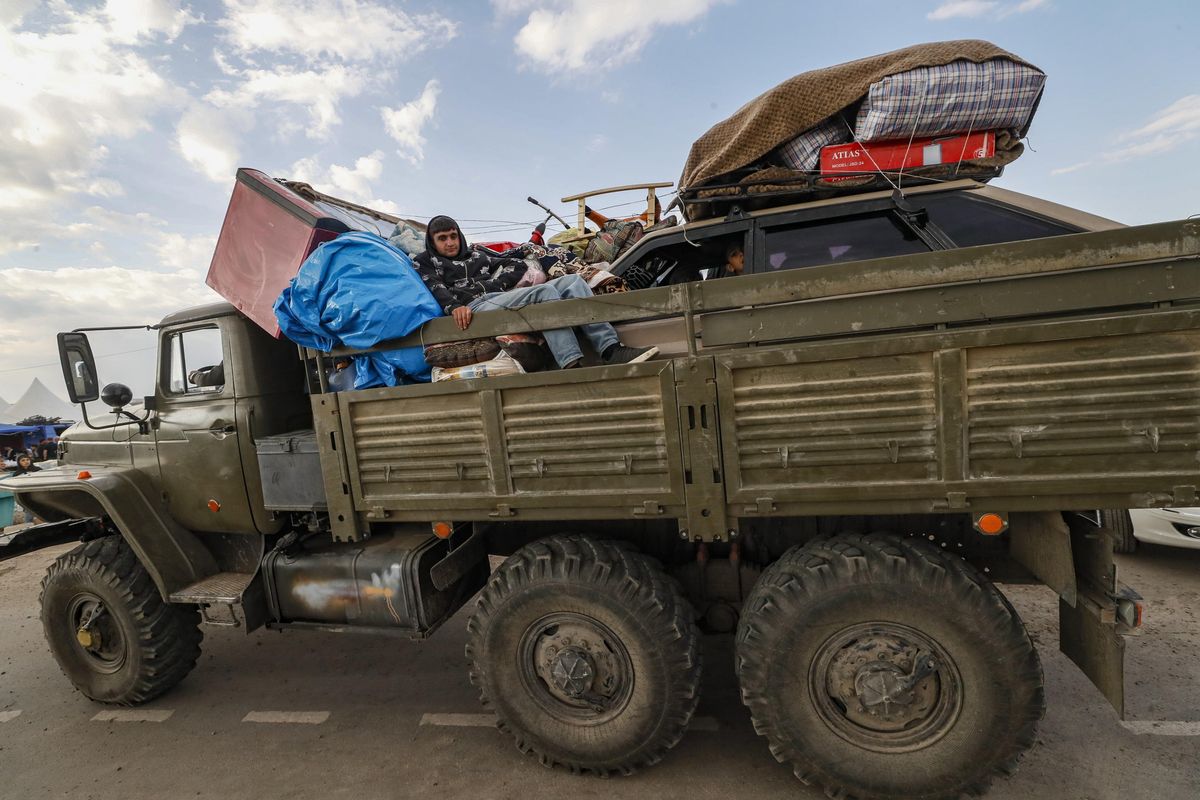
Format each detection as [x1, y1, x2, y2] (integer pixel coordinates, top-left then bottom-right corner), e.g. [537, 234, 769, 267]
[76, 471, 92, 480]
[208, 499, 221, 512]
[976, 513, 1007, 536]
[432, 522, 453, 539]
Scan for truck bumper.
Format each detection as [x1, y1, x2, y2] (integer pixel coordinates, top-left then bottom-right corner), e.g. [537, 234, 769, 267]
[0, 518, 92, 562]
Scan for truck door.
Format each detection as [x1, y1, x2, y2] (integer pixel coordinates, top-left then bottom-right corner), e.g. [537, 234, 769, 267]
[154, 323, 256, 534]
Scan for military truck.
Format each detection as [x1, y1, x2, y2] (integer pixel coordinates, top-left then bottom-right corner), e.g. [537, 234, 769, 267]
[4, 175, 1197, 800]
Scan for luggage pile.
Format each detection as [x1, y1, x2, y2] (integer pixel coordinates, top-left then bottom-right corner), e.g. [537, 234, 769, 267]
[677, 40, 1045, 220]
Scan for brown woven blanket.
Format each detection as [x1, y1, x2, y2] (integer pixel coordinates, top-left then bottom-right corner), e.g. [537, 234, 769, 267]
[677, 40, 1037, 194]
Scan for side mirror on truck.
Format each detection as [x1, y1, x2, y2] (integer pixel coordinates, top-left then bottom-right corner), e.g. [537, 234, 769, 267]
[57, 332, 99, 404]
[57, 330, 154, 434]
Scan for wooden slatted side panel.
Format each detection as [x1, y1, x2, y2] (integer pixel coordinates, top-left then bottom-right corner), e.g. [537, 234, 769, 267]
[350, 391, 491, 499]
[723, 353, 939, 497]
[341, 363, 686, 514]
[501, 375, 677, 496]
[966, 330, 1200, 480]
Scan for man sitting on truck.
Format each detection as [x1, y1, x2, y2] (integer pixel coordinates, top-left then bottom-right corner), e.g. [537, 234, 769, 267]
[414, 215, 657, 369]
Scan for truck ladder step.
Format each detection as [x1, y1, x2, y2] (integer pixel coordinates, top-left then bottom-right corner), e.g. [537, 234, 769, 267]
[170, 571, 254, 604]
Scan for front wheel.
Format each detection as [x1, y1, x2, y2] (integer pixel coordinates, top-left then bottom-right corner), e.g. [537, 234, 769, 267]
[736, 534, 1044, 800]
[40, 536, 203, 704]
[465, 536, 701, 774]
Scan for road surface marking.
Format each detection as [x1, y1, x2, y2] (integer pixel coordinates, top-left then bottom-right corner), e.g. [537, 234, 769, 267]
[420, 713, 497, 728]
[1122, 720, 1200, 736]
[243, 711, 329, 725]
[92, 709, 174, 722]
[0, 710, 21, 723]
[419, 712, 720, 731]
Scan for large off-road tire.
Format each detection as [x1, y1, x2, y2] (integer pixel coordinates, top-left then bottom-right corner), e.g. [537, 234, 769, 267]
[1102, 509, 1138, 554]
[465, 536, 701, 774]
[40, 536, 203, 705]
[736, 534, 1044, 800]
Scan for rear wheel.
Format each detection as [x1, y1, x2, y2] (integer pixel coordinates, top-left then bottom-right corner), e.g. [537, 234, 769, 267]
[1102, 509, 1138, 554]
[466, 536, 701, 774]
[736, 534, 1044, 800]
[40, 536, 203, 704]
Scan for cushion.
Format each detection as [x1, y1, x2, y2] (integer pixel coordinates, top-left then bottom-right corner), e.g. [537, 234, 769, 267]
[423, 338, 501, 369]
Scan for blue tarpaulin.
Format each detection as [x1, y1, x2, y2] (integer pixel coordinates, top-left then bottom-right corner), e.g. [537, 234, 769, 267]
[274, 231, 441, 388]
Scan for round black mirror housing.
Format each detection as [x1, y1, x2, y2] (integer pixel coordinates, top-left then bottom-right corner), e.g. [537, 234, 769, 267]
[100, 382, 133, 409]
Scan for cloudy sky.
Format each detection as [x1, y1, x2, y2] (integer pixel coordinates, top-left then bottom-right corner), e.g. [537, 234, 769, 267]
[1, 0, 1198, 405]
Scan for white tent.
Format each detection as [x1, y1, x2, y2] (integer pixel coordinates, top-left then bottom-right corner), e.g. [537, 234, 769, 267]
[0, 396, 9, 422]
[1, 378, 77, 424]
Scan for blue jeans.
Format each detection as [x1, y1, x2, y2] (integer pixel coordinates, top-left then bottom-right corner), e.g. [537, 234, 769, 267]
[468, 274, 619, 368]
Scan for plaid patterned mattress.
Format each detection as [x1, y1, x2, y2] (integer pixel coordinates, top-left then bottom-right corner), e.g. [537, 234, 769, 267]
[776, 57, 1044, 172]
[855, 58, 1044, 142]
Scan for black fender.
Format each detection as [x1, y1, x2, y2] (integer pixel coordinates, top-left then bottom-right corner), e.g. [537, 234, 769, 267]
[0, 466, 217, 598]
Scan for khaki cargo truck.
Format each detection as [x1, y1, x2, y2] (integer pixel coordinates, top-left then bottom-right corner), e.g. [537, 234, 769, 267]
[4, 175, 1197, 800]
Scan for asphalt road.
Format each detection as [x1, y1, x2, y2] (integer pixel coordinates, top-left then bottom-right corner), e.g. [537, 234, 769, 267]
[2, 542, 1198, 800]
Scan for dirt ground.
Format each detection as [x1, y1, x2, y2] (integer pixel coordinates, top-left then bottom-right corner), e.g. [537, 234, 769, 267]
[1, 540, 1197, 800]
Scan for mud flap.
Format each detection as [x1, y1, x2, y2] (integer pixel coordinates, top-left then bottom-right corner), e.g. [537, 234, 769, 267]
[1058, 511, 1130, 718]
[430, 529, 486, 591]
[1059, 589, 1126, 717]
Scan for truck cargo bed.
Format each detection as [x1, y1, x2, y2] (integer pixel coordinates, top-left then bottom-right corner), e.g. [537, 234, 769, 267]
[313, 219, 1200, 541]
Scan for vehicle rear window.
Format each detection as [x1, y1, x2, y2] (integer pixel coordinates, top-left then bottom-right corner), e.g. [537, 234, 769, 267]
[919, 193, 1078, 247]
[760, 212, 928, 272]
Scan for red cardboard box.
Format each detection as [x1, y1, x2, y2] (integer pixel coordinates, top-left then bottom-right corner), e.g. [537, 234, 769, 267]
[206, 168, 349, 337]
[820, 131, 996, 181]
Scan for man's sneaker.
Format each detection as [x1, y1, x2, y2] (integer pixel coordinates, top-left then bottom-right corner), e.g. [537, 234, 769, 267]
[602, 344, 659, 365]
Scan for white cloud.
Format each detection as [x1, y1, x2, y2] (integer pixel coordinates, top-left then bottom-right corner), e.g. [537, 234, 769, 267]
[219, 0, 456, 63]
[0, 264, 221, 398]
[927, 0, 1049, 19]
[927, 1, 997, 19]
[497, 0, 721, 73]
[1051, 95, 1200, 176]
[175, 1, 459, 183]
[0, 266, 215, 317]
[102, 0, 198, 44]
[0, 0, 39, 26]
[205, 64, 369, 140]
[0, 3, 192, 253]
[176, 104, 246, 183]
[287, 150, 400, 213]
[1123, 95, 1200, 142]
[153, 232, 219, 270]
[381, 80, 440, 164]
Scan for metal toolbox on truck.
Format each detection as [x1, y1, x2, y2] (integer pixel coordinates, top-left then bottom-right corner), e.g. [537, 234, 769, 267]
[255, 429, 326, 511]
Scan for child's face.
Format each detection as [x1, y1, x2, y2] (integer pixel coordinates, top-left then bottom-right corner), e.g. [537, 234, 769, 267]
[727, 251, 744, 274]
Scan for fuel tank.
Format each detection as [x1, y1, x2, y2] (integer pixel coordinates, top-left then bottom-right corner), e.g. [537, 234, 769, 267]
[262, 530, 487, 636]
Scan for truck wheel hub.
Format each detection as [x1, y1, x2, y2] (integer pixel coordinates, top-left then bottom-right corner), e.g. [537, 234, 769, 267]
[520, 613, 635, 723]
[67, 594, 126, 674]
[549, 648, 595, 697]
[811, 622, 963, 753]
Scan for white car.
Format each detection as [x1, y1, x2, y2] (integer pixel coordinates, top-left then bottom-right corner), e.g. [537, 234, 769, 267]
[1103, 508, 1200, 553]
